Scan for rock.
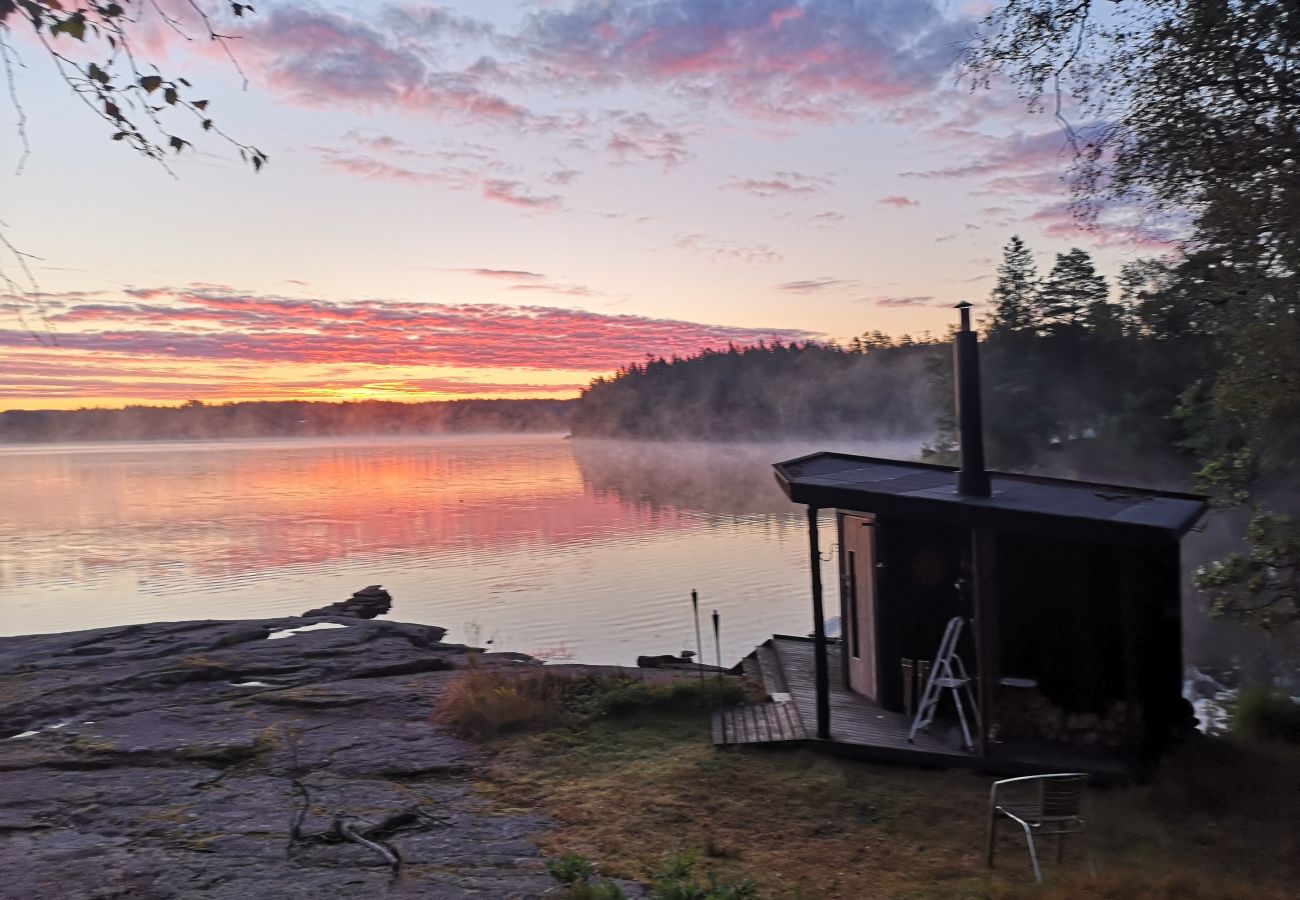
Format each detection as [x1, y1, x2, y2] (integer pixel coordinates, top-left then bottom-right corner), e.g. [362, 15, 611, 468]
[302, 584, 393, 619]
[0, 616, 563, 898]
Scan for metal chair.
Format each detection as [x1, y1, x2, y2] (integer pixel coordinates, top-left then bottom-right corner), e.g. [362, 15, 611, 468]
[987, 773, 1095, 883]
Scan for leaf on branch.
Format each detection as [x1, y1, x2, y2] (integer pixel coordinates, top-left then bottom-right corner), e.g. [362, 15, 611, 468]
[104, 2, 123, 16]
[51, 11, 86, 40]
[193, 100, 208, 110]
[104, 100, 121, 119]
[111, 131, 127, 141]
[87, 62, 110, 85]
[164, 87, 178, 105]
[139, 75, 162, 93]
[178, 78, 191, 87]
[202, 119, 212, 130]
[169, 136, 189, 153]
[44, 0, 62, 8]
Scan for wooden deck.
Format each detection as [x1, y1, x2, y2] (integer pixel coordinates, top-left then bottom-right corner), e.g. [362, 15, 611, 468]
[714, 634, 1133, 778]
[714, 634, 969, 764]
[712, 700, 806, 745]
[773, 636, 974, 764]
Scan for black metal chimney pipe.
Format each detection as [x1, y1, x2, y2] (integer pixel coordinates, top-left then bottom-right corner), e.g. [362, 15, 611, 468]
[954, 302, 991, 497]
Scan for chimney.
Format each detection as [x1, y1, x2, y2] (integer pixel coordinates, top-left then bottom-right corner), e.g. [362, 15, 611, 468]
[953, 302, 991, 497]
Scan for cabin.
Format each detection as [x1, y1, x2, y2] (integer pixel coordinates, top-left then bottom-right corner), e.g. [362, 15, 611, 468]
[715, 304, 1208, 776]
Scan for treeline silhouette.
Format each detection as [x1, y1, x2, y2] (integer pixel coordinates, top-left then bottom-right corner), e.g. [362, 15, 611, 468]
[925, 239, 1214, 485]
[571, 338, 944, 440]
[0, 398, 576, 444]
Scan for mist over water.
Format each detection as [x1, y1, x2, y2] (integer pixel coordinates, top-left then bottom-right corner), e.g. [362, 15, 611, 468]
[0, 433, 1266, 673]
[0, 434, 896, 664]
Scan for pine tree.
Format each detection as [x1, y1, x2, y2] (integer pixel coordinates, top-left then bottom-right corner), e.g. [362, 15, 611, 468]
[987, 235, 1039, 333]
[1038, 248, 1109, 333]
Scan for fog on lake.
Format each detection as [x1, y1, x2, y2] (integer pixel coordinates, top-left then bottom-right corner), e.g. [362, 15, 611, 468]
[0, 433, 1250, 671]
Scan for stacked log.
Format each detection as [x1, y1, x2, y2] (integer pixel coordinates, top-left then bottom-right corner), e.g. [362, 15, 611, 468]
[992, 686, 1141, 750]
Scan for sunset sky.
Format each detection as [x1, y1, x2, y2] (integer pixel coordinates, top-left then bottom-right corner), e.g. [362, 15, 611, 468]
[0, 0, 1176, 410]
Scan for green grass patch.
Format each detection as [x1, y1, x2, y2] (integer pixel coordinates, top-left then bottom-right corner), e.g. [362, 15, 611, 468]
[484, 709, 1300, 899]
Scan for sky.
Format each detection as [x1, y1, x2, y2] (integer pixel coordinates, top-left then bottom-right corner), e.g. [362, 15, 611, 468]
[0, 0, 1177, 410]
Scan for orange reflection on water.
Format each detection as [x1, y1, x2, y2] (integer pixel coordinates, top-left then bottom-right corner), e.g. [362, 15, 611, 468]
[0, 436, 697, 584]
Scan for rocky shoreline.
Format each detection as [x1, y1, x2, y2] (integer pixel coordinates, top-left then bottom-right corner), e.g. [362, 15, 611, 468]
[0, 605, 639, 898]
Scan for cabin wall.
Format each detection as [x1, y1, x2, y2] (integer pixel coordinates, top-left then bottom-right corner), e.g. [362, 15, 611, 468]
[991, 530, 1183, 757]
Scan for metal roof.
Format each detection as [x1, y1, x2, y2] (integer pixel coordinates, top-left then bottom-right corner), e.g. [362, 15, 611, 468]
[774, 452, 1208, 537]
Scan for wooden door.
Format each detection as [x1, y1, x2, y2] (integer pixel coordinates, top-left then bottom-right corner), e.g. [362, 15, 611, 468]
[841, 514, 879, 701]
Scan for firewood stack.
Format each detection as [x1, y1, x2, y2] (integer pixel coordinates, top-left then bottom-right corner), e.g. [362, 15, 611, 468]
[993, 686, 1140, 749]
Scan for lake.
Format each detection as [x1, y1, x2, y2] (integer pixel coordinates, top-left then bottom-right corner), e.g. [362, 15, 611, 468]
[1, 432, 1260, 675]
[0, 435, 925, 665]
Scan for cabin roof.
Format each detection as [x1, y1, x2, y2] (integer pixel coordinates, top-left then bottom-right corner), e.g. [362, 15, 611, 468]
[774, 452, 1208, 537]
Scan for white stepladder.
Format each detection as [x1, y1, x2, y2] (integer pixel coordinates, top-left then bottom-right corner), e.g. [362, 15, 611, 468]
[907, 616, 979, 750]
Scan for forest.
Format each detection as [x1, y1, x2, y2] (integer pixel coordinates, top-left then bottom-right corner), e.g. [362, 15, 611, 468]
[570, 336, 942, 441]
[0, 398, 575, 443]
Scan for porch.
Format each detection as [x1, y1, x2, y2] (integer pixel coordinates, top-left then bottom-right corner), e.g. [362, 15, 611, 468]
[713, 635, 973, 766]
[714, 635, 1133, 778]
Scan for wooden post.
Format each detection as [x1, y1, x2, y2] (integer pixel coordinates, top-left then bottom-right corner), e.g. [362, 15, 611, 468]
[970, 526, 998, 761]
[808, 505, 831, 740]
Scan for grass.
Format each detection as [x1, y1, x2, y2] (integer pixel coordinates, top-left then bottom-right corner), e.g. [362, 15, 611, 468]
[433, 660, 747, 741]
[480, 707, 1300, 899]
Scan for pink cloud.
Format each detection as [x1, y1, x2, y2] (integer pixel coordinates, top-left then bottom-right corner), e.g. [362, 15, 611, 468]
[879, 195, 919, 207]
[4, 287, 819, 377]
[729, 170, 833, 197]
[522, 0, 970, 121]
[454, 269, 548, 280]
[674, 233, 783, 264]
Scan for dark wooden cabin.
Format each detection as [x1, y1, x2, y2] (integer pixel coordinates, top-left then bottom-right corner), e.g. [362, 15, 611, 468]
[716, 304, 1208, 775]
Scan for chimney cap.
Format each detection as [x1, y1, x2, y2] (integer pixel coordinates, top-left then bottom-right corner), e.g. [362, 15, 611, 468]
[954, 300, 973, 309]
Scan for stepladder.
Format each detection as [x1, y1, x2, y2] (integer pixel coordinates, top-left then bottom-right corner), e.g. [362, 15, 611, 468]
[908, 616, 979, 749]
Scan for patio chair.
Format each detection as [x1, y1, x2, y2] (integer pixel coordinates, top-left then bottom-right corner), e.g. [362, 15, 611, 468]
[987, 773, 1095, 883]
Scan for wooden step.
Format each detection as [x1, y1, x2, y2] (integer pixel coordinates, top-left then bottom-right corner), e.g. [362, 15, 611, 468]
[756, 644, 789, 698]
[711, 701, 807, 746]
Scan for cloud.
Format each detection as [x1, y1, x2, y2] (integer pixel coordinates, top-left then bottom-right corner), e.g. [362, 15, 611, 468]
[863, 295, 938, 307]
[598, 111, 693, 168]
[453, 269, 547, 281]
[0, 287, 819, 401]
[507, 283, 599, 297]
[878, 195, 919, 207]
[777, 278, 853, 293]
[482, 179, 563, 210]
[314, 148, 564, 212]
[1029, 200, 1186, 250]
[522, 0, 970, 121]
[729, 170, 833, 197]
[674, 233, 783, 264]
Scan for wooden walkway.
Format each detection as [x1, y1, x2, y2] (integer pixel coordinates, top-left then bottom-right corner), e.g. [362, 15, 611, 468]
[712, 700, 806, 745]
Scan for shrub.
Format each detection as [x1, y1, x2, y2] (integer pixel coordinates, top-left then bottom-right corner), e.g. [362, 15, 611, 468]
[567, 676, 748, 719]
[546, 853, 627, 899]
[435, 663, 748, 739]
[1233, 686, 1300, 744]
[651, 852, 759, 900]
[434, 661, 573, 740]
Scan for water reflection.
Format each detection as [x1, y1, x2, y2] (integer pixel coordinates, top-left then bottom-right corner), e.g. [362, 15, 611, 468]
[0, 435, 842, 663]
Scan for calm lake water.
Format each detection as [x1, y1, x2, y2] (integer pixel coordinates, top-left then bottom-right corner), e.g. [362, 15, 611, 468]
[2, 432, 1269, 677]
[0, 435, 923, 665]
